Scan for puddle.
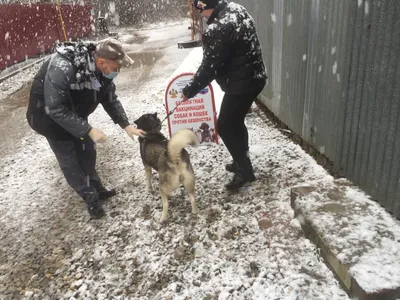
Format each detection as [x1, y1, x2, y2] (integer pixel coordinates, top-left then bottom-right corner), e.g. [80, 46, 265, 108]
[123, 32, 148, 44]
[320, 203, 347, 214]
[126, 51, 163, 69]
[0, 84, 32, 157]
[2, 84, 31, 108]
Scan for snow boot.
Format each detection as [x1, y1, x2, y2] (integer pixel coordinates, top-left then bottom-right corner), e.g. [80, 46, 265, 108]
[98, 188, 117, 201]
[83, 189, 105, 219]
[225, 156, 255, 180]
[92, 182, 117, 201]
[98, 189, 117, 201]
[225, 159, 255, 191]
[225, 161, 237, 173]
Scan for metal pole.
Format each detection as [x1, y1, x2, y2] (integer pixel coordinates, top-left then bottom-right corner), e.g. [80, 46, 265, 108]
[188, 0, 195, 41]
[56, 0, 68, 41]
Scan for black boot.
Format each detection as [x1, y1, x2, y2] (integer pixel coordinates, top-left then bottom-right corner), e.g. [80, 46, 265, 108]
[226, 157, 255, 180]
[247, 156, 255, 176]
[87, 202, 105, 219]
[226, 160, 255, 191]
[226, 149, 254, 174]
[225, 161, 238, 173]
[83, 190, 105, 219]
[92, 182, 117, 201]
[98, 189, 117, 201]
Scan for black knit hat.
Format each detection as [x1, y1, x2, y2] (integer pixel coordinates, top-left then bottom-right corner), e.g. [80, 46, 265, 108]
[193, 0, 221, 11]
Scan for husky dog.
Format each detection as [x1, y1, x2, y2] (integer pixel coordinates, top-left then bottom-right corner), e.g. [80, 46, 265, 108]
[134, 113, 199, 222]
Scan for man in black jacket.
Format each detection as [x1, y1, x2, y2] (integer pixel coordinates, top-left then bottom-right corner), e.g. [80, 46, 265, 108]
[27, 38, 145, 219]
[183, 0, 267, 190]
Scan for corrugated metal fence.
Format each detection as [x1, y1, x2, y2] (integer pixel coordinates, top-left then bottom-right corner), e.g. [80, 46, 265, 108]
[235, 0, 400, 217]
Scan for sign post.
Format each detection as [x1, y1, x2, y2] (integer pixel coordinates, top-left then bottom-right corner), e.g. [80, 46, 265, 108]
[165, 73, 218, 144]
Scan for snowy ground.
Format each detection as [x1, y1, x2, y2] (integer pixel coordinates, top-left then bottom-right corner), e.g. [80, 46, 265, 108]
[0, 62, 42, 102]
[0, 23, 350, 299]
[293, 179, 400, 294]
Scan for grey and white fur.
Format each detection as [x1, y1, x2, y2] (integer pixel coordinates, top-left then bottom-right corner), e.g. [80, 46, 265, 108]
[134, 113, 199, 222]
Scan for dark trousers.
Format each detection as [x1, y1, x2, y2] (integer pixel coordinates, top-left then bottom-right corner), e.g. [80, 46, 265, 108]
[47, 137, 103, 199]
[217, 88, 262, 170]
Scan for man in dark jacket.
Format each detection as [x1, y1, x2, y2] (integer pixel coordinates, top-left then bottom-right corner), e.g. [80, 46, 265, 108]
[182, 0, 267, 190]
[26, 38, 145, 219]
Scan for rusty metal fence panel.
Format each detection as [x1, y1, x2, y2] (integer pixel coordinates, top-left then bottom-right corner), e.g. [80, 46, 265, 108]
[235, 0, 400, 218]
[0, 4, 92, 70]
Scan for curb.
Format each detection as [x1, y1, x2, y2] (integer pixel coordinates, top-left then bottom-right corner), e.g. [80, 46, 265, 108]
[290, 186, 400, 300]
[0, 56, 50, 84]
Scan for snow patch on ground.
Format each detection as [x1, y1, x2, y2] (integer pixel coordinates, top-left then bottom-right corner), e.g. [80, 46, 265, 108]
[294, 179, 400, 293]
[0, 63, 42, 102]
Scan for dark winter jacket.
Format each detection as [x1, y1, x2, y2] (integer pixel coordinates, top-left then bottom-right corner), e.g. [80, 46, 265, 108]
[183, 0, 267, 98]
[26, 43, 130, 141]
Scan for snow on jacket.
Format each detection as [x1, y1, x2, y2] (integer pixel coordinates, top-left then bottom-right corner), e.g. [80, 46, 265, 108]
[26, 42, 130, 141]
[183, 0, 267, 98]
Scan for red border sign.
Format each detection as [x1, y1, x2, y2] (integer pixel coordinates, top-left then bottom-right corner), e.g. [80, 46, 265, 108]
[165, 72, 218, 144]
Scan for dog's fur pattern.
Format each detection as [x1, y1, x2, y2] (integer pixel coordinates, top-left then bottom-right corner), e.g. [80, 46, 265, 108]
[199, 122, 212, 143]
[134, 113, 199, 222]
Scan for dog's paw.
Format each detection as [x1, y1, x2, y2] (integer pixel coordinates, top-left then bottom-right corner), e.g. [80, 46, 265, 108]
[192, 207, 199, 215]
[160, 211, 169, 223]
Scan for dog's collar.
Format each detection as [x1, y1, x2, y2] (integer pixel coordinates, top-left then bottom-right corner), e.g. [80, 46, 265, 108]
[140, 132, 168, 143]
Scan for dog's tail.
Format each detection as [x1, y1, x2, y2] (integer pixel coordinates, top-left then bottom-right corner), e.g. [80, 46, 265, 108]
[168, 129, 198, 164]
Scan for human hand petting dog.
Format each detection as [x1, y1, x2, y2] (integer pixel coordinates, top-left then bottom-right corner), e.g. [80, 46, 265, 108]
[124, 125, 146, 139]
[88, 127, 108, 143]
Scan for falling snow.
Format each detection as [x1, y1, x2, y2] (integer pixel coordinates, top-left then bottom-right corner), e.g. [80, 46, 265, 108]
[0, 22, 350, 300]
[332, 61, 338, 74]
[109, 1, 116, 14]
[287, 14, 292, 27]
[365, 1, 370, 15]
[0, 1, 398, 298]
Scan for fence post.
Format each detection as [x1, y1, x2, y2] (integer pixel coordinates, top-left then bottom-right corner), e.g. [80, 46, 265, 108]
[56, 0, 68, 41]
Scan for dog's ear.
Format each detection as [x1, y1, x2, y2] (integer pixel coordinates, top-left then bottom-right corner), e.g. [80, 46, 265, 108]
[152, 112, 158, 118]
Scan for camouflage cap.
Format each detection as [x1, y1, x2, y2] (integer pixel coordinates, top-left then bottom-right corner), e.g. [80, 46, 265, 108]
[95, 38, 134, 67]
